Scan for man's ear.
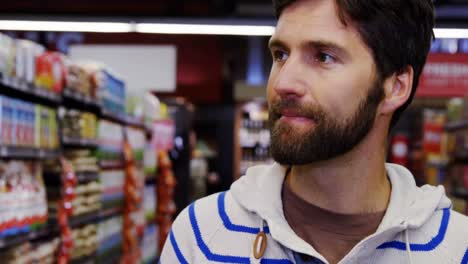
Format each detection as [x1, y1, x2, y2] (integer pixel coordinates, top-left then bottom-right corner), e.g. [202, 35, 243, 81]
[379, 66, 414, 115]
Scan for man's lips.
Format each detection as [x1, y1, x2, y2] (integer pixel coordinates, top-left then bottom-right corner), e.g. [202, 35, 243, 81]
[278, 109, 316, 124]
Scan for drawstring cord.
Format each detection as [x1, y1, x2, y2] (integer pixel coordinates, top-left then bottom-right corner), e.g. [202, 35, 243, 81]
[405, 228, 413, 264]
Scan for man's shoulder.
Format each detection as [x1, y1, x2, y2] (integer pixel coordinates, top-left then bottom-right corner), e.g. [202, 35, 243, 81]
[446, 209, 468, 240]
[171, 190, 257, 237]
[439, 209, 468, 262]
[172, 192, 223, 232]
[161, 191, 263, 263]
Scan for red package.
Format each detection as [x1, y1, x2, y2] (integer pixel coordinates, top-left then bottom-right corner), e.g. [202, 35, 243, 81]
[35, 52, 67, 93]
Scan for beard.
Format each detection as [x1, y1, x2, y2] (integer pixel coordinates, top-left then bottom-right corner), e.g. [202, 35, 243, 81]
[268, 78, 385, 165]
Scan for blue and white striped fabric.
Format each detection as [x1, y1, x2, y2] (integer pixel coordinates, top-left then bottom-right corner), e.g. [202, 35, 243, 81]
[161, 163, 468, 264]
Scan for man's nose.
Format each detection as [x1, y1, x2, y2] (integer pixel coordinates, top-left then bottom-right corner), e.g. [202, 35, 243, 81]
[272, 57, 307, 99]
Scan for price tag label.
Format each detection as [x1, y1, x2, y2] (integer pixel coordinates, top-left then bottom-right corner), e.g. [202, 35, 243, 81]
[38, 150, 45, 158]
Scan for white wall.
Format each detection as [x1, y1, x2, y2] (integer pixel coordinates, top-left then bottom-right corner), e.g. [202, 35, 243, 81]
[69, 44, 177, 94]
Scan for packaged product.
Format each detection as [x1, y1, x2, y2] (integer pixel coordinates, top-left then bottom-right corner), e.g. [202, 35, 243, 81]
[0, 161, 47, 238]
[35, 51, 67, 93]
[0, 33, 15, 81]
[0, 34, 16, 82]
[15, 39, 45, 86]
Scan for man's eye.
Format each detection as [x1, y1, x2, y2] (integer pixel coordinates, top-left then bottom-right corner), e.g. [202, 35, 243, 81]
[316, 52, 336, 64]
[272, 50, 289, 62]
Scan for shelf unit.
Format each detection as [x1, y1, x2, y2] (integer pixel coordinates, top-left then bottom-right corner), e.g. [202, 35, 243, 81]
[0, 77, 62, 106]
[0, 59, 157, 262]
[453, 188, 468, 200]
[75, 171, 100, 183]
[0, 225, 59, 250]
[445, 119, 468, 132]
[69, 207, 123, 229]
[62, 88, 100, 108]
[62, 137, 99, 148]
[443, 114, 468, 216]
[0, 146, 60, 159]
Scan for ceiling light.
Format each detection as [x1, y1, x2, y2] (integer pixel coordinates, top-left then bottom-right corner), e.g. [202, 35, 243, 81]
[434, 28, 468, 39]
[0, 20, 133, 33]
[136, 23, 275, 36]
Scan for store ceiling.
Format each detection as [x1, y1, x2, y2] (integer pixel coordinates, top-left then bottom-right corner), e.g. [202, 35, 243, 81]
[0, 0, 466, 26]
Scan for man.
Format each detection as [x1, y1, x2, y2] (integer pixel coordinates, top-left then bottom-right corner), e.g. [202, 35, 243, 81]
[160, 0, 468, 263]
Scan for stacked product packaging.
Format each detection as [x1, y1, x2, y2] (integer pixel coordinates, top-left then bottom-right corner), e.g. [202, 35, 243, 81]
[0, 238, 60, 264]
[122, 131, 145, 263]
[141, 224, 158, 264]
[97, 120, 124, 167]
[156, 151, 176, 253]
[70, 224, 98, 260]
[239, 105, 272, 176]
[100, 170, 125, 210]
[66, 62, 99, 99]
[96, 216, 123, 262]
[0, 34, 66, 96]
[59, 108, 98, 142]
[0, 161, 48, 239]
[98, 119, 126, 211]
[0, 95, 59, 149]
[142, 185, 158, 263]
[96, 70, 126, 116]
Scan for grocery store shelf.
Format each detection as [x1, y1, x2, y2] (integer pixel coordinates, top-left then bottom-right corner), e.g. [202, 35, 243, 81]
[0, 77, 62, 106]
[0, 226, 59, 249]
[62, 88, 100, 112]
[69, 211, 100, 228]
[100, 109, 127, 125]
[142, 256, 159, 264]
[0, 146, 60, 159]
[99, 207, 123, 220]
[76, 171, 99, 183]
[454, 150, 468, 162]
[99, 160, 124, 169]
[69, 207, 123, 228]
[63, 88, 100, 106]
[62, 136, 98, 148]
[70, 253, 97, 264]
[101, 109, 149, 131]
[453, 188, 468, 200]
[145, 177, 157, 185]
[445, 120, 468, 132]
[97, 243, 122, 264]
[145, 124, 153, 136]
[125, 115, 145, 129]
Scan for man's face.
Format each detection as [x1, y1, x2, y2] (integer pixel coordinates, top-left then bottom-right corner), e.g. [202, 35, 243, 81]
[267, 0, 384, 165]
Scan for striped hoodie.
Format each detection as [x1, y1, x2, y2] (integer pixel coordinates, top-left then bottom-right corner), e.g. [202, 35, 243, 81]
[160, 163, 468, 263]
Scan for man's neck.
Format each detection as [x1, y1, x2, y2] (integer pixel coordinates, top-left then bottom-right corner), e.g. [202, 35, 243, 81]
[286, 126, 391, 215]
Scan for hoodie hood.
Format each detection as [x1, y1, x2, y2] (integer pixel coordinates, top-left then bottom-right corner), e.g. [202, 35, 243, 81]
[230, 162, 452, 263]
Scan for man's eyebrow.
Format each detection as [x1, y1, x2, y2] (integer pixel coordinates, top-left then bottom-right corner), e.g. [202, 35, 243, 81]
[305, 40, 351, 60]
[268, 37, 287, 50]
[268, 37, 351, 60]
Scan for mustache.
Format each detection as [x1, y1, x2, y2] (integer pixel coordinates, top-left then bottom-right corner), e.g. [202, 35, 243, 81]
[268, 98, 325, 121]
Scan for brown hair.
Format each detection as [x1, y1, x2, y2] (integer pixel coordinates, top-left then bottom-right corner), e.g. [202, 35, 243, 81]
[272, 0, 435, 128]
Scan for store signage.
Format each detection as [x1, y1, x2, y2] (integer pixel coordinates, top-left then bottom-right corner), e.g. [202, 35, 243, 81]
[417, 53, 468, 97]
[151, 119, 175, 151]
